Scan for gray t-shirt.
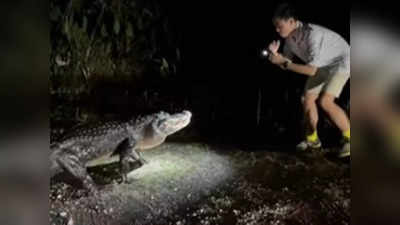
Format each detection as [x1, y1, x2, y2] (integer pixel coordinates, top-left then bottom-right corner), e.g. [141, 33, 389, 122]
[283, 21, 350, 75]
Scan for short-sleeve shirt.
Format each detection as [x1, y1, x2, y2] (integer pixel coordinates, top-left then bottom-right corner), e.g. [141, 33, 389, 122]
[283, 21, 350, 75]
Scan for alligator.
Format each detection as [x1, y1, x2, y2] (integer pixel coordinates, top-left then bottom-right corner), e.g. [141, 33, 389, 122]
[50, 110, 192, 192]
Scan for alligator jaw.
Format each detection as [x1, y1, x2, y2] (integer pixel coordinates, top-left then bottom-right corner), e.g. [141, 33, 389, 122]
[158, 110, 191, 136]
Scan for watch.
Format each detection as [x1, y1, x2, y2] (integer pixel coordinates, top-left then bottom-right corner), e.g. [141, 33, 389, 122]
[283, 60, 291, 69]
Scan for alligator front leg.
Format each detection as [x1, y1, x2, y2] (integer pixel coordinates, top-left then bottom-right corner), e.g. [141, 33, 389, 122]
[136, 150, 148, 164]
[56, 152, 98, 193]
[119, 138, 147, 183]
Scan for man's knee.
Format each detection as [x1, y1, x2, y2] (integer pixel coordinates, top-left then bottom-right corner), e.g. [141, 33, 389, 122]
[318, 95, 335, 110]
[302, 94, 318, 110]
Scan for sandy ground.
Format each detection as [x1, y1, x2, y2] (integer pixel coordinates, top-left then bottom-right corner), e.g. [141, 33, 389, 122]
[50, 142, 350, 225]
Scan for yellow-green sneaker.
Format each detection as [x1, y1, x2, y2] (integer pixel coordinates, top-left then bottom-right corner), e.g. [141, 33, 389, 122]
[337, 137, 350, 158]
[296, 138, 322, 151]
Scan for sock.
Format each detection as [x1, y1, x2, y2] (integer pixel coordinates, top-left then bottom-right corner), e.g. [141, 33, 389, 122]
[343, 129, 350, 140]
[306, 130, 318, 142]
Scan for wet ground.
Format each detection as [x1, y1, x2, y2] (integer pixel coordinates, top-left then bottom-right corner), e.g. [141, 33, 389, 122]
[50, 142, 350, 225]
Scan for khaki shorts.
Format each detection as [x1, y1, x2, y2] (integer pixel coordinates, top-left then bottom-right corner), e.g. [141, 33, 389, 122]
[304, 68, 350, 98]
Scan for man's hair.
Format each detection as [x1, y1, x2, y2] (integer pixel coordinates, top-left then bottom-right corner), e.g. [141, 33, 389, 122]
[272, 2, 298, 22]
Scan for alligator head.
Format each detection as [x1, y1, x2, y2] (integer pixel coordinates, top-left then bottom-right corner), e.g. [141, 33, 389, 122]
[152, 110, 192, 136]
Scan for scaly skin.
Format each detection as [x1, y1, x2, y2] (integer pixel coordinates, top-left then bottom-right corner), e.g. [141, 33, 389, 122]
[50, 110, 192, 192]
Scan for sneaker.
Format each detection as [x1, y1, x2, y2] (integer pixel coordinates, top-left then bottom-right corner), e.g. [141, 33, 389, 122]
[337, 137, 350, 158]
[296, 138, 322, 151]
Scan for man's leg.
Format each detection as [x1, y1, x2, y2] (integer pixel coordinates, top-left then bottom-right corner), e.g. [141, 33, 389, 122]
[297, 70, 329, 151]
[303, 92, 319, 133]
[321, 72, 351, 157]
[319, 93, 350, 157]
[297, 92, 322, 151]
[319, 93, 350, 132]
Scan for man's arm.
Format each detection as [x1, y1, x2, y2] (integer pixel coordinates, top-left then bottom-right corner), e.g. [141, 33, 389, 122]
[285, 61, 318, 76]
[269, 53, 318, 76]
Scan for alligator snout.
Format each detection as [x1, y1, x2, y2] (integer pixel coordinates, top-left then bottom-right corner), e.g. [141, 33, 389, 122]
[182, 110, 192, 118]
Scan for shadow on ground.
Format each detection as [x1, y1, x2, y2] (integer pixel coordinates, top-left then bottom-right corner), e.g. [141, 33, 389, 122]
[50, 142, 350, 225]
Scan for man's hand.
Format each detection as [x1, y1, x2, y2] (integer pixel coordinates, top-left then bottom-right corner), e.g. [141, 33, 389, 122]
[268, 53, 287, 66]
[268, 40, 280, 54]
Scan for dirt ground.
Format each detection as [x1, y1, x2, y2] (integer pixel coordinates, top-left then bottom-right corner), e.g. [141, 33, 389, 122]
[50, 142, 350, 225]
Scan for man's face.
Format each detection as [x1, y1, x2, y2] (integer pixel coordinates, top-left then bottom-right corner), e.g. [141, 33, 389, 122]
[273, 18, 296, 38]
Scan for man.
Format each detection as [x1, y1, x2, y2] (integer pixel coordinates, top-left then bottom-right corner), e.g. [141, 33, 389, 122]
[267, 3, 350, 157]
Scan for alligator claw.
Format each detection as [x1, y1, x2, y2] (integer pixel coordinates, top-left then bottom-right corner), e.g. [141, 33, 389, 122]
[140, 157, 148, 165]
